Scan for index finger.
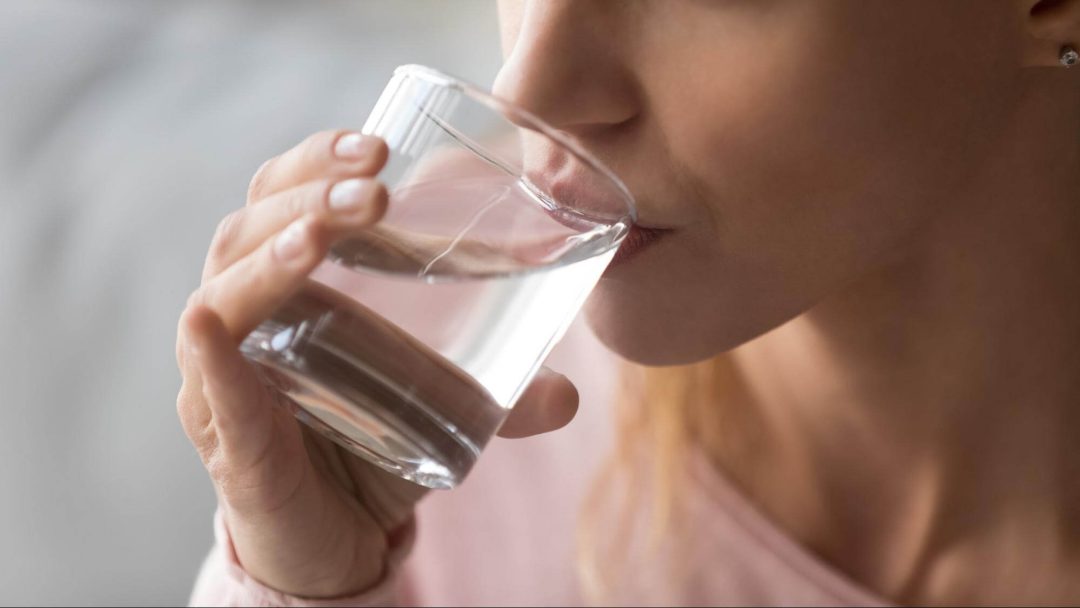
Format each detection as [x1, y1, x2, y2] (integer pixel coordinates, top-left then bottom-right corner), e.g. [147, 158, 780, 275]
[247, 130, 389, 204]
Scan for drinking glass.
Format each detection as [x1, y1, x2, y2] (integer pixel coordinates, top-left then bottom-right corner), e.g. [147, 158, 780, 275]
[241, 65, 635, 489]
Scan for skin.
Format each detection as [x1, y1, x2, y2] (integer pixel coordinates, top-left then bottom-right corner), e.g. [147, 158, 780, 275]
[177, 0, 1080, 603]
[176, 132, 579, 597]
[493, 0, 1080, 604]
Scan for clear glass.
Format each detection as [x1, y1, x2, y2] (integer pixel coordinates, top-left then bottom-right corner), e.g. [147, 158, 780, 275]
[240, 65, 635, 489]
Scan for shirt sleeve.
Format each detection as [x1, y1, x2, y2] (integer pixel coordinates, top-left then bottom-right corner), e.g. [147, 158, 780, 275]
[188, 508, 415, 607]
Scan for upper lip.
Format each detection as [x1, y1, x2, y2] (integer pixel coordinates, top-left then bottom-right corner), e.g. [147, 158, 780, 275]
[525, 144, 682, 231]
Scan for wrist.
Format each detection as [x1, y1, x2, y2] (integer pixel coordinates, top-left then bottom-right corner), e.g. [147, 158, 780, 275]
[215, 507, 415, 601]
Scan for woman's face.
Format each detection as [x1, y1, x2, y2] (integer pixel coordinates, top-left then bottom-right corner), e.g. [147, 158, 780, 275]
[494, 0, 1028, 365]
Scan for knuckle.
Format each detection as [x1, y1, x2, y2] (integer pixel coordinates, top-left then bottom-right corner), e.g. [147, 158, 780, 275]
[361, 136, 390, 168]
[246, 156, 278, 204]
[314, 178, 338, 208]
[204, 448, 241, 489]
[314, 128, 347, 152]
[185, 288, 207, 312]
[196, 431, 222, 471]
[289, 181, 328, 218]
[311, 129, 344, 145]
[263, 180, 335, 236]
[176, 386, 220, 464]
[175, 312, 188, 366]
[176, 384, 212, 441]
[176, 303, 204, 368]
[208, 210, 242, 260]
[175, 331, 187, 370]
[175, 383, 198, 426]
[301, 130, 339, 165]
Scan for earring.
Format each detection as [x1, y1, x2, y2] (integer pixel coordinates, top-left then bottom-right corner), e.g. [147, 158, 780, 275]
[1060, 45, 1079, 67]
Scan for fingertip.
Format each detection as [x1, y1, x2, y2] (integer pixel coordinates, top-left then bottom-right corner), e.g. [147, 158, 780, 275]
[497, 369, 579, 439]
[362, 135, 390, 172]
[552, 369, 580, 405]
[538, 367, 579, 399]
[332, 132, 389, 176]
[363, 180, 389, 225]
[352, 135, 389, 170]
[545, 371, 580, 431]
[331, 131, 364, 160]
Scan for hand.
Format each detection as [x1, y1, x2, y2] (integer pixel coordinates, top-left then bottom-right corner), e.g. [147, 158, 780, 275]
[175, 130, 580, 598]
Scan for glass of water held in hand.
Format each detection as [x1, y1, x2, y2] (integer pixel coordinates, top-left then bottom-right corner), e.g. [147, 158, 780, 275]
[241, 65, 636, 489]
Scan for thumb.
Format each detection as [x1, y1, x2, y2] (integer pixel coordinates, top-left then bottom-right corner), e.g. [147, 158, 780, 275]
[496, 367, 579, 439]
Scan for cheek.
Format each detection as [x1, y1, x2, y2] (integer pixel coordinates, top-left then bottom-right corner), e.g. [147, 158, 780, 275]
[588, 2, 1020, 364]
[660, 2, 1016, 296]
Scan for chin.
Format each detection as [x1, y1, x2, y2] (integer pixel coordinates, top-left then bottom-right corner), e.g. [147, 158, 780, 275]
[582, 285, 752, 367]
[582, 240, 817, 367]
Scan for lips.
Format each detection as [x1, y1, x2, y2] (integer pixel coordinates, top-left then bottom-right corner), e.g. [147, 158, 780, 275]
[534, 174, 672, 270]
[521, 150, 674, 270]
[608, 224, 669, 269]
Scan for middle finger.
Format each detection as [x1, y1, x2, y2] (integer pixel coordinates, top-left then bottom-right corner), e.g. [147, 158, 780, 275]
[203, 177, 388, 280]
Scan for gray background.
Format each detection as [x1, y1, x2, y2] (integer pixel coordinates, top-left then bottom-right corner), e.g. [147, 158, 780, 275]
[0, 2, 501, 604]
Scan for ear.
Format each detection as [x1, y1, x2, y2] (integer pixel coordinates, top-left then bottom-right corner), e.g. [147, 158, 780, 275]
[1023, 0, 1080, 67]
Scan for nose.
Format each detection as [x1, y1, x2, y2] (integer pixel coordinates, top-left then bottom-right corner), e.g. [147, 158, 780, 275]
[492, 0, 640, 136]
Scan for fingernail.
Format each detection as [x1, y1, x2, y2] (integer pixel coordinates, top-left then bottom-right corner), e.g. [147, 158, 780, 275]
[328, 178, 369, 211]
[274, 219, 307, 260]
[333, 132, 369, 160]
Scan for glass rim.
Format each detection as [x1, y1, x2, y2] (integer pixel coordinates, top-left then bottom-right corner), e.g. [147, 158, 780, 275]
[393, 64, 638, 225]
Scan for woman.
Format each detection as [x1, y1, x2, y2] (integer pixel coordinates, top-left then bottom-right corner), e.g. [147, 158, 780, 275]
[177, 1, 1080, 604]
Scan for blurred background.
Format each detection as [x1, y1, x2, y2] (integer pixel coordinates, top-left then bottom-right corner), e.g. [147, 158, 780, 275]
[0, 1, 502, 604]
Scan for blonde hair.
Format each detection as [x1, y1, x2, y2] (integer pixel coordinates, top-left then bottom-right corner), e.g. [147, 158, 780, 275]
[576, 355, 745, 603]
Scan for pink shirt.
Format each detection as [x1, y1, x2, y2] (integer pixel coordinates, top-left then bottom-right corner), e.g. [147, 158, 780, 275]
[189, 319, 890, 607]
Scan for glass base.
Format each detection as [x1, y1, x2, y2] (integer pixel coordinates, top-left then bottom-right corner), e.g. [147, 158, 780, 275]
[239, 282, 511, 490]
[251, 355, 464, 489]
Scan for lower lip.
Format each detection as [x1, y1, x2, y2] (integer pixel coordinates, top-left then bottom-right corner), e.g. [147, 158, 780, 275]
[605, 225, 669, 271]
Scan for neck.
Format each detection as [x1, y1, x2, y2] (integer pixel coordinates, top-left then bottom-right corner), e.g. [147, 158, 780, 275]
[720, 73, 1080, 604]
